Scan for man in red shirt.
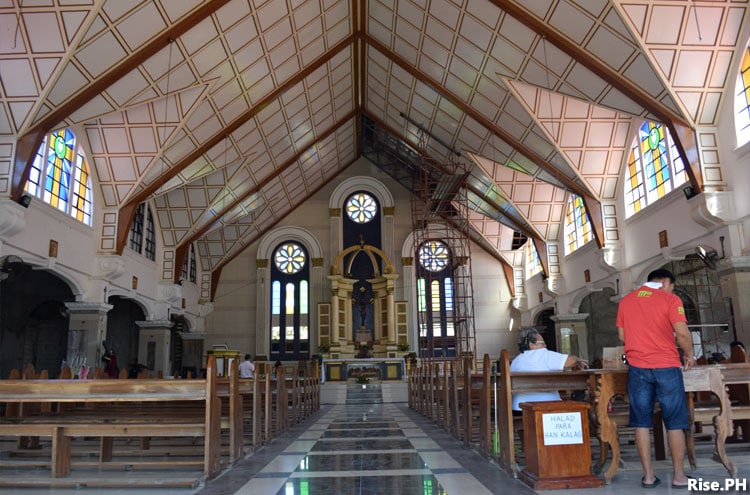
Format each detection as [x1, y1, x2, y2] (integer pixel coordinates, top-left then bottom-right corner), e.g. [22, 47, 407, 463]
[616, 269, 696, 489]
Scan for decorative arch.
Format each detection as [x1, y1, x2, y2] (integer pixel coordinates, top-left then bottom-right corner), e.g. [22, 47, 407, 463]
[105, 288, 153, 320]
[569, 282, 617, 313]
[257, 226, 323, 259]
[331, 242, 395, 276]
[329, 176, 395, 209]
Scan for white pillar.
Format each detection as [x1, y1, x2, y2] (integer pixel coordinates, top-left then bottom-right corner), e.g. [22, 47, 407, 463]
[136, 320, 174, 376]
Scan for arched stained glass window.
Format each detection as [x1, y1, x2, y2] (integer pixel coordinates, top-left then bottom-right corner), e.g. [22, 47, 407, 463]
[564, 194, 593, 255]
[735, 44, 750, 147]
[624, 121, 687, 217]
[270, 242, 309, 360]
[416, 240, 455, 357]
[345, 192, 377, 223]
[25, 128, 93, 226]
[526, 241, 542, 278]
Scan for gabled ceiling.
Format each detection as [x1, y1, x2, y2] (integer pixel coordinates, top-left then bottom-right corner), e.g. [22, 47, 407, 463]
[3, 0, 747, 291]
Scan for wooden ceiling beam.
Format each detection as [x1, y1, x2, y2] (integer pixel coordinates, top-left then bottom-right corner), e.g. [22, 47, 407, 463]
[10, 0, 232, 202]
[173, 110, 358, 281]
[209, 159, 357, 299]
[487, 0, 701, 196]
[362, 109, 543, 242]
[117, 34, 357, 254]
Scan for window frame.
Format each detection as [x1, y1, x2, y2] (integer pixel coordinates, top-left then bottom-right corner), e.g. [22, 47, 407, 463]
[24, 128, 94, 226]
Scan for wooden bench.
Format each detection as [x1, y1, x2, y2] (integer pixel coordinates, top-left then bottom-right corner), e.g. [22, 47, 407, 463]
[495, 349, 591, 476]
[0, 356, 222, 480]
[590, 362, 750, 483]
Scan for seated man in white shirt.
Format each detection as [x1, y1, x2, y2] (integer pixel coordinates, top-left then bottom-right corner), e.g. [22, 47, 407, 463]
[510, 329, 588, 414]
[238, 354, 255, 378]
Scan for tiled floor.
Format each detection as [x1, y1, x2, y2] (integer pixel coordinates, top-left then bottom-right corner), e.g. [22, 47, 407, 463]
[2, 382, 748, 494]
[195, 382, 750, 495]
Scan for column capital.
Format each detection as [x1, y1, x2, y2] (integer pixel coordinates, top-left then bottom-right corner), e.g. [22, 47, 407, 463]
[135, 320, 174, 330]
[551, 313, 590, 323]
[64, 302, 113, 314]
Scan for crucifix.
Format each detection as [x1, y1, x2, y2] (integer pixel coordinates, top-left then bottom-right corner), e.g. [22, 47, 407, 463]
[353, 286, 373, 329]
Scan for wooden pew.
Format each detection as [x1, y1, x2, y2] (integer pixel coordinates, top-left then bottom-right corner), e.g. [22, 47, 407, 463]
[589, 362, 750, 483]
[495, 349, 591, 477]
[0, 356, 223, 480]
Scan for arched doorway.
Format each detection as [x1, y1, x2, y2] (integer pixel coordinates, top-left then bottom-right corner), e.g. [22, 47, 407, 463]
[0, 262, 74, 378]
[106, 296, 145, 377]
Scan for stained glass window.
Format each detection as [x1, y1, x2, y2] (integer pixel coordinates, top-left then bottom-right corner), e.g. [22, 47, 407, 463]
[274, 243, 306, 274]
[25, 128, 93, 226]
[270, 242, 309, 360]
[416, 240, 455, 357]
[624, 121, 687, 218]
[345, 192, 377, 223]
[526, 241, 542, 278]
[564, 194, 593, 255]
[418, 240, 449, 272]
[735, 45, 750, 147]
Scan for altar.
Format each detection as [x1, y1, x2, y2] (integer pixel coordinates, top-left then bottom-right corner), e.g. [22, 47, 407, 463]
[322, 357, 406, 383]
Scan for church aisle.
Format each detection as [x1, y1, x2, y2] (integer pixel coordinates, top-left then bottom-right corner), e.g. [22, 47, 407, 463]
[210, 402, 523, 495]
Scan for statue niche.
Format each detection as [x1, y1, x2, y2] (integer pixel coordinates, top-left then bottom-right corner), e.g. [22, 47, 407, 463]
[327, 241, 399, 358]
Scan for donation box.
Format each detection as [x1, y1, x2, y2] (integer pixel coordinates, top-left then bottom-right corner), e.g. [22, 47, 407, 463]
[519, 400, 603, 490]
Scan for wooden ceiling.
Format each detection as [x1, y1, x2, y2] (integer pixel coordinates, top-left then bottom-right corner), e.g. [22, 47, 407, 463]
[2, 0, 747, 287]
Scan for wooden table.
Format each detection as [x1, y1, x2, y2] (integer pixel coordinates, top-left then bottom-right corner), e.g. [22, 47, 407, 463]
[588, 364, 750, 484]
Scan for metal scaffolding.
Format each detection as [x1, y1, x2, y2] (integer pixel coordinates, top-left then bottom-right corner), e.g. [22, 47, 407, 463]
[411, 145, 476, 360]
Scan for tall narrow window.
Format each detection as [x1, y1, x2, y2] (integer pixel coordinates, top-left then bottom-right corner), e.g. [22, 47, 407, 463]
[189, 244, 197, 283]
[270, 242, 310, 360]
[129, 204, 145, 253]
[181, 244, 197, 283]
[128, 202, 156, 261]
[25, 128, 93, 226]
[416, 240, 455, 357]
[735, 44, 750, 147]
[624, 121, 687, 217]
[526, 241, 542, 278]
[564, 194, 592, 255]
[144, 207, 156, 261]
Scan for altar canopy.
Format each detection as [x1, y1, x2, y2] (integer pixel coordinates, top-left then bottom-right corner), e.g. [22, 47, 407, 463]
[322, 242, 407, 359]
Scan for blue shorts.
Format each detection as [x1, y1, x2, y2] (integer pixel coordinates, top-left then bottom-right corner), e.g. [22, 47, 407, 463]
[627, 366, 688, 430]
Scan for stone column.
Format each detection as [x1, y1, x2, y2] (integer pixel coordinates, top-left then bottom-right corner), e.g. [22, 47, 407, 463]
[328, 275, 341, 344]
[385, 273, 399, 343]
[383, 206, 395, 271]
[179, 331, 205, 377]
[64, 302, 113, 372]
[329, 208, 341, 254]
[255, 259, 269, 358]
[311, 257, 324, 352]
[136, 320, 174, 377]
[401, 257, 418, 348]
